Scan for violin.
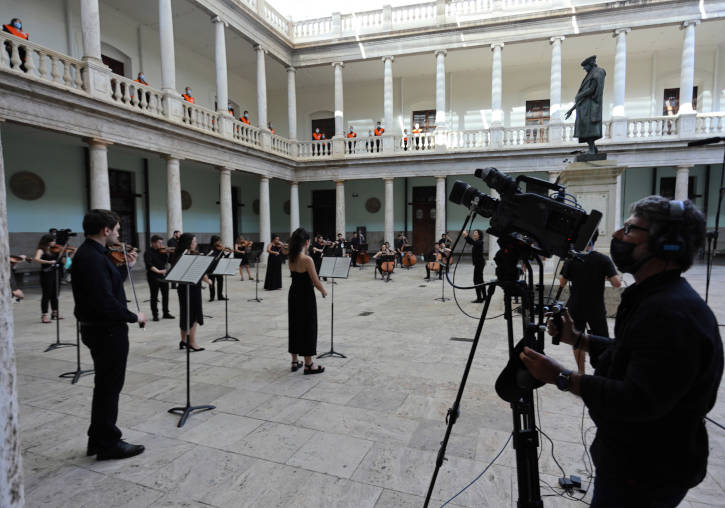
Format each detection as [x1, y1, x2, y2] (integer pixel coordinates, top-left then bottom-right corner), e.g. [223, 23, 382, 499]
[214, 244, 233, 254]
[280, 242, 290, 256]
[107, 243, 138, 267]
[158, 246, 175, 254]
[50, 244, 76, 254]
[10, 254, 32, 264]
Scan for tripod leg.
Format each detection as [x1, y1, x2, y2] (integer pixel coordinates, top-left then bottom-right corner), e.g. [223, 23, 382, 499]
[424, 283, 496, 507]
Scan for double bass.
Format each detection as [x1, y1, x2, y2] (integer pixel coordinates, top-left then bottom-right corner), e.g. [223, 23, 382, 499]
[401, 250, 417, 267]
[426, 248, 442, 274]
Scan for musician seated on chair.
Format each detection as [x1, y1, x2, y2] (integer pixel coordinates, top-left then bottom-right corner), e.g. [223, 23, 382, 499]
[424, 243, 443, 281]
[373, 242, 394, 278]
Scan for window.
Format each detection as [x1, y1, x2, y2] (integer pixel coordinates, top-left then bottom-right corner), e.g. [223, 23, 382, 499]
[101, 54, 125, 77]
[525, 99, 550, 143]
[663, 87, 698, 116]
[659, 176, 697, 201]
[411, 110, 436, 132]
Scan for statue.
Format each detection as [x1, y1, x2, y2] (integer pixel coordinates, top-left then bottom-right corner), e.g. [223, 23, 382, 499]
[565, 55, 606, 155]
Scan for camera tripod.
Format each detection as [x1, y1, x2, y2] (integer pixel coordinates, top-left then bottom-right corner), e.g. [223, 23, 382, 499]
[424, 237, 546, 508]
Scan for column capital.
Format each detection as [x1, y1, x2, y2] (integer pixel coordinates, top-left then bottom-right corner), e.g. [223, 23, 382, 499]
[163, 154, 184, 161]
[676, 164, 694, 169]
[259, 176, 270, 183]
[286, 65, 296, 73]
[254, 44, 266, 53]
[490, 42, 504, 50]
[383, 177, 394, 182]
[332, 61, 344, 69]
[550, 35, 565, 44]
[382, 55, 395, 63]
[85, 137, 113, 147]
[613, 27, 631, 37]
[290, 181, 299, 187]
[335, 179, 345, 184]
[211, 15, 227, 26]
[435, 175, 446, 182]
[217, 166, 231, 173]
[434, 49, 447, 57]
[681, 19, 700, 29]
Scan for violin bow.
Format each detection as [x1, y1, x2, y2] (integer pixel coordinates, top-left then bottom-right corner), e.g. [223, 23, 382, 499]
[121, 243, 144, 329]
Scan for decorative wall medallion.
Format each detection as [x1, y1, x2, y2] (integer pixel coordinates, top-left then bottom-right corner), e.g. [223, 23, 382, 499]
[253, 199, 260, 215]
[284, 200, 290, 215]
[9, 171, 45, 200]
[365, 197, 381, 213]
[415, 208, 424, 220]
[430, 208, 436, 219]
[181, 190, 192, 210]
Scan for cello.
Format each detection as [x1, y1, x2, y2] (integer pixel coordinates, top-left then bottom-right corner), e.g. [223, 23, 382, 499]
[401, 249, 417, 267]
[426, 247, 442, 274]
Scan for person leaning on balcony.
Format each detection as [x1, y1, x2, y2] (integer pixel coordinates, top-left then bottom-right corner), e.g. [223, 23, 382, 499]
[3, 18, 29, 72]
[346, 126, 357, 154]
[134, 72, 149, 86]
[227, 104, 234, 116]
[240, 110, 250, 125]
[412, 123, 422, 150]
[313, 127, 322, 155]
[268, 122, 275, 135]
[402, 129, 409, 151]
[321, 133, 328, 155]
[181, 87, 195, 103]
[374, 121, 384, 152]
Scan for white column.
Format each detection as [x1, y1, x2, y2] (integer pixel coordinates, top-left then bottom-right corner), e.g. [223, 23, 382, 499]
[491, 43, 504, 125]
[165, 156, 183, 239]
[158, 0, 176, 93]
[712, 45, 720, 112]
[219, 168, 233, 247]
[549, 36, 564, 123]
[287, 67, 297, 139]
[213, 16, 228, 113]
[335, 180, 345, 236]
[256, 45, 268, 129]
[383, 56, 394, 130]
[612, 28, 630, 118]
[88, 139, 111, 210]
[435, 176, 446, 238]
[259, 177, 271, 263]
[0, 119, 25, 508]
[434, 50, 447, 129]
[333, 62, 344, 137]
[290, 182, 300, 234]
[679, 21, 698, 114]
[80, 0, 102, 61]
[675, 165, 691, 201]
[384, 178, 394, 246]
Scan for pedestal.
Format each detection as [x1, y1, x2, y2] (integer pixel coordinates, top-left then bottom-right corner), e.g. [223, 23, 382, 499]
[163, 92, 183, 123]
[83, 59, 111, 101]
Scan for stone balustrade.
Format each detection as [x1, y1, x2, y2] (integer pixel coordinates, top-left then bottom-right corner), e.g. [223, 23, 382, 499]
[298, 140, 332, 159]
[270, 133, 292, 156]
[446, 130, 491, 149]
[233, 119, 262, 147]
[181, 101, 221, 134]
[627, 116, 678, 138]
[109, 76, 165, 117]
[502, 125, 550, 146]
[697, 113, 725, 135]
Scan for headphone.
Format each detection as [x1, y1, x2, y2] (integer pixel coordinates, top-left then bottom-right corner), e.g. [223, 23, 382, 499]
[649, 200, 686, 260]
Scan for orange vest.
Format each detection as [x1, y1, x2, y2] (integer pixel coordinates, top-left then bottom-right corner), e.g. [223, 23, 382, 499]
[347, 132, 357, 139]
[3, 25, 28, 40]
[412, 128, 422, 134]
[240, 116, 250, 125]
[374, 127, 384, 136]
[135, 78, 149, 86]
[312, 132, 322, 140]
[269, 128, 275, 135]
[182, 94, 195, 104]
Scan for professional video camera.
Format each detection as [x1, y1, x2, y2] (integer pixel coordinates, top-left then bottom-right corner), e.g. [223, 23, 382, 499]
[449, 167, 602, 258]
[54, 228, 77, 245]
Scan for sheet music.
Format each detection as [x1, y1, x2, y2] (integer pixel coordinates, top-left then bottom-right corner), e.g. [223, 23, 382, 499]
[319, 257, 351, 279]
[165, 255, 214, 284]
[213, 258, 242, 276]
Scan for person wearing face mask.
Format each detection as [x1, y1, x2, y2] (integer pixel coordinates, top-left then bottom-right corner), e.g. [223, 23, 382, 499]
[3, 18, 29, 72]
[181, 87, 194, 103]
[135, 72, 149, 86]
[346, 126, 357, 154]
[240, 110, 250, 125]
[312, 127, 322, 155]
[519, 196, 722, 508]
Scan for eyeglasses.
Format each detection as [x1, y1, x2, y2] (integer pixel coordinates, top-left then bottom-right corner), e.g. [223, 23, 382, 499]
[622, 223, 649, 235]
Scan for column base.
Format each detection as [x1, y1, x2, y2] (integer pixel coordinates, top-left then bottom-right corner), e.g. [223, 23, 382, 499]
[163, 92, 183, 123]
[610, 117, 628, 141]
[83, 59, 111, 101]
[260, 130, 272, 151]
[382, 135, 395, 153]
[548, 122, 563, 144]
[217, 114, 234, 139]
[489, 125, 504, 148]
[332, 137, 346, 158]
[677, 112, 697, 137]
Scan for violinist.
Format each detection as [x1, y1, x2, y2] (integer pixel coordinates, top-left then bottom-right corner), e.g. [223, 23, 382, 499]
[424, 243, 444, 281]
[144, 235, 174, 321]
[205, 235, 230, 302]
[170, 234, 209, 353]
[234, 235, 254, 281]
[334, 233, 346, 257]
[373, 242, 394, 279]
[462, 229, 486, 303]
[395, 233, 407, 266]
[438, 232, 452, 272]
[264, 234, 284, 290]
[349, 232, 360, 267]
[70, 209, 146, 461]
[310, 234, 325, 275]
[33, 234, 66, 323]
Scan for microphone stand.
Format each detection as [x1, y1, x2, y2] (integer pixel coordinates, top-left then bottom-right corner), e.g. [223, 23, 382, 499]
[122, 243, 144, 329]
[59, 320, 94, 384]
[248, 248, 263, 303]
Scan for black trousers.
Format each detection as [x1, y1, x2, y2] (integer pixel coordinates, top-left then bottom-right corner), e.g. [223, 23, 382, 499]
[81, 324, 129, 448]
[426, 265, 443, 279]
[573, 313, 610, 337]
[473, 263, 485, 300]
[209, 274, 224, 300]
[40, 270, 59, 313]
[148, 276, 169, 317]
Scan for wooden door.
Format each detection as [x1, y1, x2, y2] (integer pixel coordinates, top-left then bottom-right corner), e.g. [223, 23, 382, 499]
[312, 189, 336, 240]
[109, 169, 138, 246]
[412, 186, 436, 255]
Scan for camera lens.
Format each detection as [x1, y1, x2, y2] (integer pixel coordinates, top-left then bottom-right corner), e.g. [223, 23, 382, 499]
[475, 167, 518, 196]
[449, 181, 498, 218]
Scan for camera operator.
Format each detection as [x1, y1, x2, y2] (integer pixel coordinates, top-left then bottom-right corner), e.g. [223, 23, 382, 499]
[559, 232, 621, 373]
[520, 196, 723, 508]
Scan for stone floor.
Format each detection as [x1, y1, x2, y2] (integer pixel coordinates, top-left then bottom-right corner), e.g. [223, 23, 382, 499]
[11, 259, 725, 508]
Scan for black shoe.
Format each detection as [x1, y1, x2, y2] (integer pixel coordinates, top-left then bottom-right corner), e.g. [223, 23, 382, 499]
[152, 316, 160, 322]
[96, 440, 145, 461]
[424, 277, 431, 281]
[209, 298, 215, 302]
[86, 440, 99, 457]
[218, 297, 228, 301]
[163, 313, 175, 319]
[471, 299, 484, 303]
[179, 341, 186, 350]
[187, 345, 205, 352]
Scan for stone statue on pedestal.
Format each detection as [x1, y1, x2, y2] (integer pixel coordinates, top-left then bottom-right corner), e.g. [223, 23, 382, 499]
[565, 55, 606, 155]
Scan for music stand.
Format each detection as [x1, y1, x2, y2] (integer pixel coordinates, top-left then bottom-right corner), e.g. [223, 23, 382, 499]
[248, 242, 264, 303]
[45, 265, 76, 352]
[435, 262, 450, 302]
[212, 257, 241, 342]
[317, 257, 350, 359]
[59, 320, 93, 384]
[165, 254, 216, 427]
[358, 243, 368, 271]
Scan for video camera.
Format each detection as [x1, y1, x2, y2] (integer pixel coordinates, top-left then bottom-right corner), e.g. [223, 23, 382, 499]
[53, 228, 77, 244]
[449, 167, 602, 258]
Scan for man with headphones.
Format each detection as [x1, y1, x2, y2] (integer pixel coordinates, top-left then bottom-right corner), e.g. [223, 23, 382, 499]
[519, 196, 723, 508]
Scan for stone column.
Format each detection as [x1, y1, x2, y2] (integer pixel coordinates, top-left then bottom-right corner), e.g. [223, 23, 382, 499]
[384, 178, 394, 246]
[333, 62, 344, 137]
[213, 17, 228, 113]
[287, 67, 297, 140]
[383, 57, 394, 130]
[88, 139, 111, 210]
[675, 165, 691, 201]
[159, 0, 176, 93]
[611, 28, 630, 139]
[259, 177, 271, 263]
[165, 156, 183, 239]
[679, 21, 698, 114]
[219, 167, 233, 247]
[290, 181, 300, 234]
[335, 180, 345, 236]
[490, 43, 504, 146]
[434, 50, 447, 130]
[549, 36, 565, 141]
[0, 120, 24, 508]
[713, 45, 721, 113]
[435, 176, 446, 238]
[256, 45, 268, 129]
[80, 0, 102, 61]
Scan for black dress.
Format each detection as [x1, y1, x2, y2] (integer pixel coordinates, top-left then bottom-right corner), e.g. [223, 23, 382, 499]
[177, 282, 203, 331]
[288, 271, 317, 356]
[234, 245, 249, 266]
[264, 245, 283, 290]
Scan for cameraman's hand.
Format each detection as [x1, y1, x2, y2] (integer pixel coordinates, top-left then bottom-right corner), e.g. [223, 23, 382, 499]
[546, 308, 578, 345]
[520, 347, 565, 384]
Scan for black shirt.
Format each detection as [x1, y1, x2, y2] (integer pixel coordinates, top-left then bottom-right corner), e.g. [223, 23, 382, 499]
[167, 237, 178, 249]
[580, 270, 723, 487]
[464, 235, 485, 266]
[144, 248, 168, 279]
[395, 239, 405, 252]
[561, 251, 617, 318]
[71, 238, 137, 324]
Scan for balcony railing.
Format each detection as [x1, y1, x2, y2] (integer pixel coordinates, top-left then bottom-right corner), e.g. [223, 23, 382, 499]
[2, 31, 723, 167]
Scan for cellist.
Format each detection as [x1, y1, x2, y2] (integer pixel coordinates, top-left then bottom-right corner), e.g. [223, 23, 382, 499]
[373, 242, 394, 280]
[424, 243, 443, 281]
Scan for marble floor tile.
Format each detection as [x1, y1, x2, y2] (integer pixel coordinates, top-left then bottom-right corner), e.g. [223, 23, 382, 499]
[286, 431, 373, 478]
[229, 421, 315, 462]
[176, 412, 262, 450]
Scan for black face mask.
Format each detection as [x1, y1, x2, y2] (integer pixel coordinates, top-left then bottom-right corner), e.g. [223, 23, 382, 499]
[610, 237, 652, 274]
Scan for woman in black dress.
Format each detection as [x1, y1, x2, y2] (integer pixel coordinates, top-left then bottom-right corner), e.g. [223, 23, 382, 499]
[171, 233, 210, 352]
[234, 235, 253, 281]
[33, 234, 63, 323]
[287, 228, 327, 374]
[264, 234, 283, 290]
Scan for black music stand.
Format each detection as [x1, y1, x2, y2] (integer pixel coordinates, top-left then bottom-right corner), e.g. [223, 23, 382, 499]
[434, 262, 450, 302]
[59, 320, 93, 384]
[248, 242, 264, 303]
[212, 257, 241, 342]
[317, 257, 350, 359]
[165, 254, 216, 427]
[45, 264, 76, 352]
[357, 243, 368, 270]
